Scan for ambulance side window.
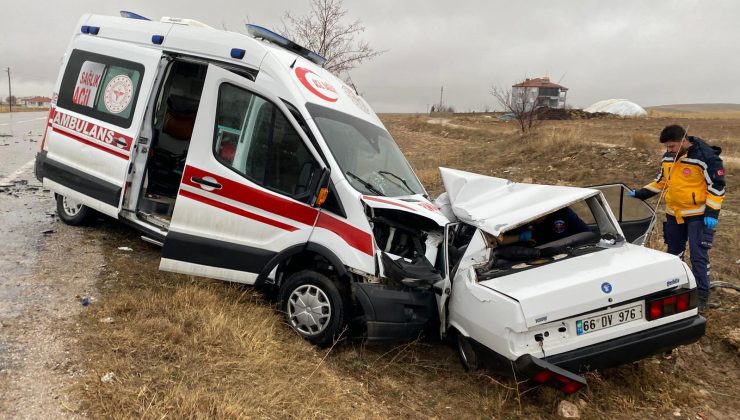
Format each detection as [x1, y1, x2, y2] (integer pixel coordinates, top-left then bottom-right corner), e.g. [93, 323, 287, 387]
[213, 83, 320, 202]
[57, 50, 144, 129]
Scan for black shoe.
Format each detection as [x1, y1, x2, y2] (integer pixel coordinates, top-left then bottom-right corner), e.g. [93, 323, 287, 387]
[698, 289, 709, 314]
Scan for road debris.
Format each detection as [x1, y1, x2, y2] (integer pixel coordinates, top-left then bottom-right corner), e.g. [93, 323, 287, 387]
[99, 317, 114, 324]
[100, 372, 115, 383]
[117, 246, 133, 252]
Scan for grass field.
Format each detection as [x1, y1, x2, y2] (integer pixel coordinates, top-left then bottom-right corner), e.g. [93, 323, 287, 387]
[70, 112, 739, 419]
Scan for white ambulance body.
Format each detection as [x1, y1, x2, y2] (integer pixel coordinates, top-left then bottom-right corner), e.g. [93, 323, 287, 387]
[36, 13, 705, 393]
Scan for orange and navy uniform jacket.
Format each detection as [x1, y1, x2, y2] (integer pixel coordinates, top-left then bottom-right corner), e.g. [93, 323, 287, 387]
[634, 136, 726, 223]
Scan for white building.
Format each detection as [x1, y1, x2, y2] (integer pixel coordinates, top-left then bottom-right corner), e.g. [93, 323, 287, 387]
[22, 96, 52, 107]
[511, 77, 568, 111]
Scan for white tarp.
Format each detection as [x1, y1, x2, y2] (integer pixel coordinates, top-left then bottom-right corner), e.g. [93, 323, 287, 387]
[439, 168, 598, 237]
[585, 99, 647, 117]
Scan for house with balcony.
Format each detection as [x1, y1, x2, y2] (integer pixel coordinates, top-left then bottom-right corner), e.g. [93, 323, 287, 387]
[511, 77, 568, 111]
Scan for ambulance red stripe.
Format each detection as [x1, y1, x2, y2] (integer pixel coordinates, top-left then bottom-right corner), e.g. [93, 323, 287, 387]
[182, 165, 319, 226]
[51, 110, 133, 152]
[362, 195, 417, 212]
[179, 189, 298, 232]
[315, 213, 373, 256]
[182, 165, 373, 256]
[52, 127, 130, 160]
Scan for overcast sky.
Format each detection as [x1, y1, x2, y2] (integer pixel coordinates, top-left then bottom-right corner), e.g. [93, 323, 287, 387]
[1, 0, 738, 112]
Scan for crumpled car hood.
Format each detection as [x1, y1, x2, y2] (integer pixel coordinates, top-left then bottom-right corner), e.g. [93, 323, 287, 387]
[440, 167, 599, 237]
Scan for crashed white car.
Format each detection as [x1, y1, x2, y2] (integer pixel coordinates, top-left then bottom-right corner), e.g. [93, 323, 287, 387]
[428, 168, 705, 392]
[39, 13, 704, 394]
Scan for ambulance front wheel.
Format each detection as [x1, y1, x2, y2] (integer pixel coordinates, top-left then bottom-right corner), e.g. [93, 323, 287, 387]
[279, 270, 346, 348]
[56, 194, 92, 226]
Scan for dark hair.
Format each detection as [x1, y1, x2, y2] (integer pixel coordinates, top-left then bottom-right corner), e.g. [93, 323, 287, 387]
[660, 125, 686, 143]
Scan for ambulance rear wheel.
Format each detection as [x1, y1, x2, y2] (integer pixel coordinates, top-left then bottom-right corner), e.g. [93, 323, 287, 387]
[56, 194, 91, 226]
[456, 331, 481, 372]
[279, 270, 346, 348]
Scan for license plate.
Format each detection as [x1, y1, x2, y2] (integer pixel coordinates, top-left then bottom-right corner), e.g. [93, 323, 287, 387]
[576, 303, 643, 335]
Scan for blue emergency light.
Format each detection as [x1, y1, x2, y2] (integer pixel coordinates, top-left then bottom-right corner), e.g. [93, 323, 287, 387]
[152, 35, 165, 45]
[245, 24, 327, 67]
[81, 26, 100, 35]
[230, 48, 246, 59]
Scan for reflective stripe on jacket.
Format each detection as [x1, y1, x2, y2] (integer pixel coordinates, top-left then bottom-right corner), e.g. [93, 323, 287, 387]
[636, 137, 726, 223]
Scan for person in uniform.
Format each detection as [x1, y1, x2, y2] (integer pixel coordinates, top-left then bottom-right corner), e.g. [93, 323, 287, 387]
[629, 125, 726, 312]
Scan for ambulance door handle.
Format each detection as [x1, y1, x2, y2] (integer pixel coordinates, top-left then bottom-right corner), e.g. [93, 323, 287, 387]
[191, 177, 222, 190]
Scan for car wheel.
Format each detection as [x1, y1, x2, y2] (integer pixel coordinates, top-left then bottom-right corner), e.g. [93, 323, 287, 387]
[279, 270, 346, 348]
[56, 194, 91, 226]
[456, 331, 481, 372]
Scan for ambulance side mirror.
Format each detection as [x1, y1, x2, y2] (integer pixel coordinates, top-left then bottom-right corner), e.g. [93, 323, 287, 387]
[311, 168, 332, 207]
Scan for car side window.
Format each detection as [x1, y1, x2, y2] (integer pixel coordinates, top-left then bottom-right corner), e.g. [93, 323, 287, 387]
[57, 50, 144, 128]
[213, 83, 319, 202]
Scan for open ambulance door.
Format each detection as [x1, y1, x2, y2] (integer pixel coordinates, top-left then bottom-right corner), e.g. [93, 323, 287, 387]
[588, 183, 655, 245]
[40, 36, 162, 218]
[160, 64, 328, 284]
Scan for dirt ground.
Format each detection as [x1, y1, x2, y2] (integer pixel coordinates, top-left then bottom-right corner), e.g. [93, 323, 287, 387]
[2, 112, 739, 419]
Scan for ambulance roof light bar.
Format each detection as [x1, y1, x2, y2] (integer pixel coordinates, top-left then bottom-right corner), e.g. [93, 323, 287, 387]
[246, 24, 327, 67]
[120, 11, 151, 21]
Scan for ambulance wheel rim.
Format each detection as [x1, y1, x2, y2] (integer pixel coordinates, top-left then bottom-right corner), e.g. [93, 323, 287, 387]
[287, 284, 332, 336]
[61, 196, 83, 216]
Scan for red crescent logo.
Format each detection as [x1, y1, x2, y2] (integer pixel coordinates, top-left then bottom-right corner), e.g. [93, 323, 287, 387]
[295, 67, 338, 102]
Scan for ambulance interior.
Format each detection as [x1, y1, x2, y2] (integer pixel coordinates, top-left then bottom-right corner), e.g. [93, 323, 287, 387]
[138, 60, 207, 226]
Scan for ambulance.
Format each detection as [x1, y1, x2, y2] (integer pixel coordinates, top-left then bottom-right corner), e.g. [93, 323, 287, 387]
[35, 12, 705, 393]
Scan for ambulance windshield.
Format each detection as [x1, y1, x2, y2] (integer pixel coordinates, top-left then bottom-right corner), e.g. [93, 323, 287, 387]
[306, 103, 424, 197]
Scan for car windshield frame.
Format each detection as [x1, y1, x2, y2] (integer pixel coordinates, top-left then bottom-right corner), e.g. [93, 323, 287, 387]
[305, 103, 425, 197]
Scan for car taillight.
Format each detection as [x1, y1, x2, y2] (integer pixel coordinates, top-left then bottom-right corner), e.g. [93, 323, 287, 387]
[517, 355, 587, 395]
[646, 290, 696, 321]
[531, 367, 586, 394]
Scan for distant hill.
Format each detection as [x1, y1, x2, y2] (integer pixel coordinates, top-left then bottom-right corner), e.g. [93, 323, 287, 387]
[646, 103, 740, 113]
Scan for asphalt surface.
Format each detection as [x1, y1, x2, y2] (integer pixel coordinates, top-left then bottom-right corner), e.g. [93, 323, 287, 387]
[0, 111, 52, 319]
[0, 111, 95, 418]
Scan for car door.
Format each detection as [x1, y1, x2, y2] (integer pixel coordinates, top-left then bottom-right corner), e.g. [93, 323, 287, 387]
[587, 183, 655, 245]
[42, 36, 162, 218]
[160, 64, 328, 284]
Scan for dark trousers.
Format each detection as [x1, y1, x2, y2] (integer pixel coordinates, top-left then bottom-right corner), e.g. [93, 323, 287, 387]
[663, 215, 714, 292]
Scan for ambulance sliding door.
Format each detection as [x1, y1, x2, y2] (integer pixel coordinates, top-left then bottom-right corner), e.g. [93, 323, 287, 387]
[160, 64, 329, 284]
[41, 36, 162, 218]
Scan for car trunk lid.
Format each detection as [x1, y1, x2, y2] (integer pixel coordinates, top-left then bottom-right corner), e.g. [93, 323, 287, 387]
[479, 244, 689, 328]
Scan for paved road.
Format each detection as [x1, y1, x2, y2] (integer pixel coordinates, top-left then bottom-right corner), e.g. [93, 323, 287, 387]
[0, 112, 48, 185]
[0, 111, 96, 418]
[0, 112, 53, 319]
[0, 111, 52, 318]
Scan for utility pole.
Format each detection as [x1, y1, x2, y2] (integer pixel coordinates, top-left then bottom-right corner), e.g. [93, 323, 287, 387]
[3, 67, 11, 112]
[439, 86, 444, 109]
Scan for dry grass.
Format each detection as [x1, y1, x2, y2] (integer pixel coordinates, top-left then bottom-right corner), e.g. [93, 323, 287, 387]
[647, 110, 740, 120]
[71, 113, 740, 418]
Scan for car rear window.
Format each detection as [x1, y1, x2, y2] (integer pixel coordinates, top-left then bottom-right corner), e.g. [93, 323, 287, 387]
[57, 49, 145, 128]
